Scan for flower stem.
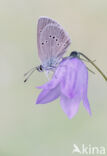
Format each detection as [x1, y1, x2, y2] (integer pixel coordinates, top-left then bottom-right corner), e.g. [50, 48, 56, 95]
[79, 52, 107, 81]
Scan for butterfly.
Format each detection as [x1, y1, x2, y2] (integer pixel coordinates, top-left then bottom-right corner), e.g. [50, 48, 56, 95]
[36, 16, 71, 71]
[24, 17, 71, 82]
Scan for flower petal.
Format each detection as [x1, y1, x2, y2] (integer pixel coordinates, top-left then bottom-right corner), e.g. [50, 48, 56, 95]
[37, 65, 66, 90]
[82, 69, 91, 115]
[83, 96, 91, 115]
[60, 93, 81, 119]
[36, 85, 60, 104]
[61, 68, 77, 98]
[61, 58, 83, 98]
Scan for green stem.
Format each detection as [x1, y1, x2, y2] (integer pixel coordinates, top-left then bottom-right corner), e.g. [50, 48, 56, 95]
[79, 52, 107, 81]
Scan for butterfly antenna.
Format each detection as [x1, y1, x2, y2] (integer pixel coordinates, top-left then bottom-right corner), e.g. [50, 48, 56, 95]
[24, 67, 37, 77]
[79, 52, 107, 81]
[24, 67, 37, 83]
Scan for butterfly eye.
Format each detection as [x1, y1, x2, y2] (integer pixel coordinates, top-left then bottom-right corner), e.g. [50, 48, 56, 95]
[40, 65, 43, 71]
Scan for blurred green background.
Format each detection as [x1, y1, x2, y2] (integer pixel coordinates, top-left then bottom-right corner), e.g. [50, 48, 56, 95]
[0, 0, 107, 156]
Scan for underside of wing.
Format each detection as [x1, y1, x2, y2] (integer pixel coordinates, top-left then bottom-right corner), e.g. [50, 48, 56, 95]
[39, 23, 71, 62]
[37, 17, 59, 61]
[37, 17, 58, 34]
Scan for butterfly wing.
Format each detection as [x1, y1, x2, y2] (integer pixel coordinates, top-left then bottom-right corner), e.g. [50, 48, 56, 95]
[37, 17, 58, 61]
[37, 17, 71, 63]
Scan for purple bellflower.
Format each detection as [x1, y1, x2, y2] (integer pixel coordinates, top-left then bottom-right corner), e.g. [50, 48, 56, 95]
[36, 57, 91, 119]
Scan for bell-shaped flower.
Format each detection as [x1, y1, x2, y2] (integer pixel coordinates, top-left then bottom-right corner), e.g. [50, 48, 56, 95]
[36, 57, 91, 119]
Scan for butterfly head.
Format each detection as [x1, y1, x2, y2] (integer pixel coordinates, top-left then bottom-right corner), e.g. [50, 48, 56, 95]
[36, 65, 44, 72]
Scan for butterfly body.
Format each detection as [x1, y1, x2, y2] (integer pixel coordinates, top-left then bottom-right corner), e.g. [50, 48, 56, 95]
[37, 56, 62, 72]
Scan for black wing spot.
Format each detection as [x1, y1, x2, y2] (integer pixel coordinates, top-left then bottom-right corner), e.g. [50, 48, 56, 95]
[56, 39, 58, 41]
[46, 41, 48, 43]
[53, 36, 55, 39]
[57, 43, 59, 46]
[42, 42, 44, 45]
[49, 35, 51, 37]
